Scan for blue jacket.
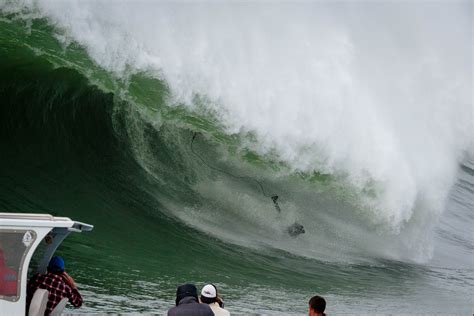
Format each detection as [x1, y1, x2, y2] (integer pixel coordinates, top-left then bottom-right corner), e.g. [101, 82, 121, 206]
[168, 296, 214, 316]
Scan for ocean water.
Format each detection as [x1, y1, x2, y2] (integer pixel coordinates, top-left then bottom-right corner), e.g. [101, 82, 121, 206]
[0, 1, 473, 314]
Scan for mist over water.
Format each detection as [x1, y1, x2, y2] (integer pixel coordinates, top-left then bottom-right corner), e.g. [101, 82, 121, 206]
[0, 1, 473, 314]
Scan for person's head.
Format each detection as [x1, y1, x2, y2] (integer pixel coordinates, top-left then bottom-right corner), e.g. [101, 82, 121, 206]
[308, 295, 326, 316]
[47, 256, 65, 274]
[200, 284, 218, 304]
[175, 283, 198, 305]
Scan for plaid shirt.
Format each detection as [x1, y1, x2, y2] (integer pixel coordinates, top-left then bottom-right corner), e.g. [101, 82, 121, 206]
[27, 272, 83, 316]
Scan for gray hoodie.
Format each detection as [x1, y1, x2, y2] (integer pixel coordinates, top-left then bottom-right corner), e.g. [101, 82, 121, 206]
[167, 296, 215, 316]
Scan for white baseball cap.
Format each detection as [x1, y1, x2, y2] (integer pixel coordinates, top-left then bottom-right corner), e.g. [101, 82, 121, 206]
[201, 284, 217, 298]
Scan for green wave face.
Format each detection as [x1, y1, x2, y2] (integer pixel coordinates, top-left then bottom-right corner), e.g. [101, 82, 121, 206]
[1, 12, 472, 315]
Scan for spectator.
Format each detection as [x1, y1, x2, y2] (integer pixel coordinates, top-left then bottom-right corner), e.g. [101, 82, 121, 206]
[309, 295, 326, 316]
[200, 284, 230, 316]
[26, 256, 82, 316]
[168, 283, 214, 316]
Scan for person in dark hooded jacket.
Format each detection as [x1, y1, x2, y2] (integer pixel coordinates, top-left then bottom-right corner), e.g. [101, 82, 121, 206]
[168, 283, 214, 316]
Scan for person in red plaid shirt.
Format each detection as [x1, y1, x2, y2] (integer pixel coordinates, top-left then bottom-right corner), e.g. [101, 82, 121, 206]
[26, 256, 83, 315]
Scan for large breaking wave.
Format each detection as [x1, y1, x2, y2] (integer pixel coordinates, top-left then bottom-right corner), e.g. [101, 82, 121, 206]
[1, 0, 472, 264]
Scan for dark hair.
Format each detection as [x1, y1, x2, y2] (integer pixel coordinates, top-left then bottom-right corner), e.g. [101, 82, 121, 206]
[309, 295, 326, 314]
[200, 296, 216, 304]
[46, 267, 63, 274]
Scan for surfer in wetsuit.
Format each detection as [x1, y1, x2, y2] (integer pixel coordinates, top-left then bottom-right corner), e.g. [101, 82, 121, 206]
[271, 195, 305, 237]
